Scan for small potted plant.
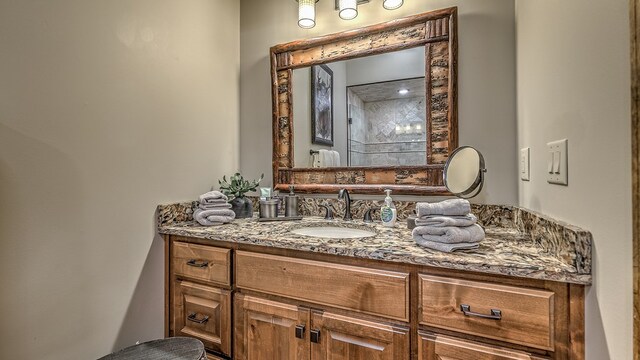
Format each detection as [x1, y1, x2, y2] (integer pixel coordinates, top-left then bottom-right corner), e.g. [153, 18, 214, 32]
[218, 172, 264, 219]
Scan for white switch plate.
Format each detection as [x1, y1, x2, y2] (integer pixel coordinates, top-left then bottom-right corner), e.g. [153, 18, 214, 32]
[520, 147, 530, 181]
[547, 139, 568, 185]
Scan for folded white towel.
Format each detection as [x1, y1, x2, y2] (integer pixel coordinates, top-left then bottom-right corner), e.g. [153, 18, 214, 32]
[194, 208, 236, 226]
[198, 202, 232, 210]
[199, 190, 228, 204]
[415, 214, 477, 227]
[414, 238, 480, 253]
[412, 224, 485, 244]
[416, 199, 471, 217]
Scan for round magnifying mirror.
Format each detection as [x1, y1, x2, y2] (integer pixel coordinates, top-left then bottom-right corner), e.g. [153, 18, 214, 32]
[443, 146, 487, 199]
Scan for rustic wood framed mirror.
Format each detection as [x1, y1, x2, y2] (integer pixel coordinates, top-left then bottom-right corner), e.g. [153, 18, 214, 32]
[271, 7, 458, 194]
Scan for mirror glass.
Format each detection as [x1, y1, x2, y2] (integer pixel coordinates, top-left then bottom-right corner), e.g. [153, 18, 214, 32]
[292, 47, 426, 168]
[443, 146, 486, 198]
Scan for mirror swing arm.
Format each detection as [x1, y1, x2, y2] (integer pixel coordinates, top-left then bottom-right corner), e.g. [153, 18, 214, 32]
[271, 7, 458, 195]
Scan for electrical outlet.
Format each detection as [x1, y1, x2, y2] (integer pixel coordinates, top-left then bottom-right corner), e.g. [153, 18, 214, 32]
[520, 148, 530, 181]
[546, 139, 568, 185]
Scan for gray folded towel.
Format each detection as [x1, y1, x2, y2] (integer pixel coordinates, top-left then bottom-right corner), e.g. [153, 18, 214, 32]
[198, 202, 232, 210]
[416, 199, 471, 217]
[415, 214, 477, 227]
[199, 191, 228, 204]
[414, 238, 480, 253]
[194, 208, 236, 226]
[412, 224, 485, 244]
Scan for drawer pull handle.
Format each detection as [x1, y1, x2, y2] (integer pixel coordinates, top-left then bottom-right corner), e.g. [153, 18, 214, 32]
[460, 304, 502, 320]
[295, 324, 305, 339]
[310, 329, 321, 343]
[187, 313, 209, 324]
[186, 259, 209, 268]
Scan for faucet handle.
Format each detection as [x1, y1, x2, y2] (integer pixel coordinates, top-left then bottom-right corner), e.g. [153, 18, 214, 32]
[363, 208, 379, 223]
[320, 204, 334, 220]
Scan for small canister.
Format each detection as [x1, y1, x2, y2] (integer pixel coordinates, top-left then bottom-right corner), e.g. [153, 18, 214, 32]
[407, 215, 418, 230]
[259, 200, 279, 219]
[285, 185, 299, 217]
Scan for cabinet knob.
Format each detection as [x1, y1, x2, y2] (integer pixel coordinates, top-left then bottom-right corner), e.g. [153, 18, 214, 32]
[310, 329, 321, 343]
[295, 324, 305, 339]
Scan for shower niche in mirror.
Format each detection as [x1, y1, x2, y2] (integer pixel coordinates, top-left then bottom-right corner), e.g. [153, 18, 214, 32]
[271, 7, 457, 194]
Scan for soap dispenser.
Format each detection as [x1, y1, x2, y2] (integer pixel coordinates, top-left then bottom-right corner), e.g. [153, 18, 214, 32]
[380, 189, 397, 227]
[285, 185, 299, 217]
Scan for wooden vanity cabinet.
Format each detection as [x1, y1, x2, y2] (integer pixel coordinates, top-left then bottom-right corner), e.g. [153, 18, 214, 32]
[164, 236, 585, 360]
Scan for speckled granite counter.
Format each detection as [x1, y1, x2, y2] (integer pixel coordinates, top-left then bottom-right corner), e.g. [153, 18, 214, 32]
[158, 201, 592, 285]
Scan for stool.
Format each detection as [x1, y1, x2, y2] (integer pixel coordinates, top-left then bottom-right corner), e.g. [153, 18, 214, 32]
[98, 337, 206, 360]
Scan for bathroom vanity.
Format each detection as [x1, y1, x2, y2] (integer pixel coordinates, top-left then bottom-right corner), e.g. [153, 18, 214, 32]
[158, 201, 591, 360]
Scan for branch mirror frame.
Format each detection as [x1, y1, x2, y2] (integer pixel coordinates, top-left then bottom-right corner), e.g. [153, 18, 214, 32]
[270, 7, 458, 195]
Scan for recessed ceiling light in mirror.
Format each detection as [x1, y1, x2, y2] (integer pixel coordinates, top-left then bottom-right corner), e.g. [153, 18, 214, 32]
[398, 89, 409, 95]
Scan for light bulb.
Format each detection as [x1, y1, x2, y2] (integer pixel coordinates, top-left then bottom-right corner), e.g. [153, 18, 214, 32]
[298, 0, 316, 29]
[383, 0, 404, 10]
[339, 0, 358, 20]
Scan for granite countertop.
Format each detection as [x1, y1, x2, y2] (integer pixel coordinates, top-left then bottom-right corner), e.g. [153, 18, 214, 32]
[158, 215, 591, 285]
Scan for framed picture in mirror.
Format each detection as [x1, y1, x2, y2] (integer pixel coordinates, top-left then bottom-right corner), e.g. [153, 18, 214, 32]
[311, 64, 334, 146]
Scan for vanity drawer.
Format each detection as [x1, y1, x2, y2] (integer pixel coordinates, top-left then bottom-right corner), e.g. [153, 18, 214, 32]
[172, 242, 231, 286]
[173, 280, 231, 356]
[236, 251, 410, 321]
[419, 274, 554, 350]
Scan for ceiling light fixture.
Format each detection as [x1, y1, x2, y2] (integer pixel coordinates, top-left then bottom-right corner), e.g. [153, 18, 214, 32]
[297, 0, 319, 29]
[339, 0, 358, 20]
[382, 0, 404, 10]
[297, 0, 404, 29]
[398, 89, 409, 95]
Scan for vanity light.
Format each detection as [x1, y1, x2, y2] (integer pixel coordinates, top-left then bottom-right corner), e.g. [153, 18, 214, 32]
[339, 0, 358, 20]
[395, 124, 404, 134]
[398, 89, 409, 95]
[297, 0, 319, 29]
[383, 0, 404, 10]
[415, 124, 422, 132]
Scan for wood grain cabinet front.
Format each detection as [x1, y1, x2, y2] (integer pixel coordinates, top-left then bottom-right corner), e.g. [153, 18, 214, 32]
[235, 251, 410, 321]
[173, 280, 231, 357]
[419, 274, 555, 351]
[310, 310, 410, 360]
[418, 332, 548, 360]
[234, 294, 310, 360]
[172, 241, 231, 286]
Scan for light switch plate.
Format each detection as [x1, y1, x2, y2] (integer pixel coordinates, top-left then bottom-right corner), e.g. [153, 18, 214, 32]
[520, 148, 530, 181]
[546, 139, 568, 185]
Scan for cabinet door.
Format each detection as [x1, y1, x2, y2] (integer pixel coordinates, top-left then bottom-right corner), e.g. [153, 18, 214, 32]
[418, 332, 547, 360]
[173, 280, 231, 356]
[234, 294, 310, 360]
[310, 311, 409, 360]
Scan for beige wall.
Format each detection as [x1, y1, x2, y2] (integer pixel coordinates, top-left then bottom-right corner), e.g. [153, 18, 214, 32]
[240, 0, 517, 205]
[0, 0, 239, 359]
[516, 1, 632, 359]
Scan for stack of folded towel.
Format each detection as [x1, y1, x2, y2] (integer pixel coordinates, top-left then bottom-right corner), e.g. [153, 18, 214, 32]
[193, 191, 236, 226]
[412, 199, 485, 252]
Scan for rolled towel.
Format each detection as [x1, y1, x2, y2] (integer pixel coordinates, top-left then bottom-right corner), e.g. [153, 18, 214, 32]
[415, 214, 477, 227]
[412, 224, 485, 244]
[194, 208, 236, 225]
[414, 238, 480, 253]
[199, 190, 228, 204]
[416, 199, 471, 217]
[198, 202, 232, 210]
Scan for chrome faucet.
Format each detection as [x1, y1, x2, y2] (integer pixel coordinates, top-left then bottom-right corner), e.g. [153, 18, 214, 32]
[338, 188, 352, 221]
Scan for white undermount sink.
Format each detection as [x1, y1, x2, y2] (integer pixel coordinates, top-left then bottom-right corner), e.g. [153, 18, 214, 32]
[290, 226, 376, 239]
